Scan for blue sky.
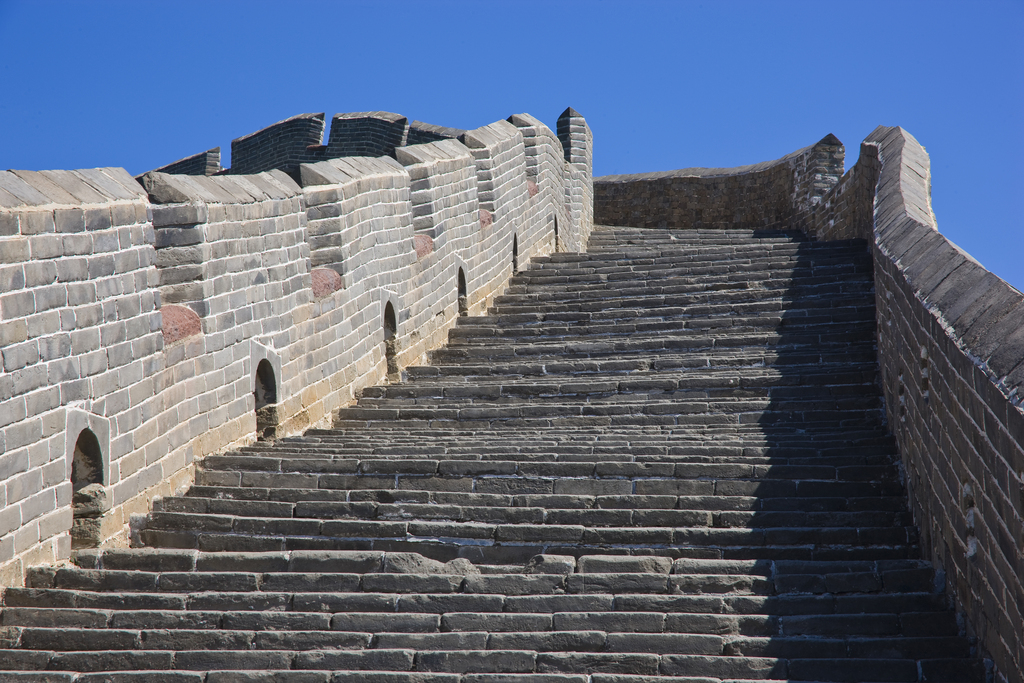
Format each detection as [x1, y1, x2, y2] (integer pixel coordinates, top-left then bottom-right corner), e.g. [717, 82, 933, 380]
[1, 0, 1020, 290]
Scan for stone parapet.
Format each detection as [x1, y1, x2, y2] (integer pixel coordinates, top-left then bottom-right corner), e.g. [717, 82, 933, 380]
[594, 134, 843, 233]
[862, 125, 1023, 683]
[0, 167, 159, 584]
[0, 108, 594, 588]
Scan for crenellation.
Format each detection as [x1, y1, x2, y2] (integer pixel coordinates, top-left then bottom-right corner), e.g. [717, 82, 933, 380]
[1, 108, 591, 586]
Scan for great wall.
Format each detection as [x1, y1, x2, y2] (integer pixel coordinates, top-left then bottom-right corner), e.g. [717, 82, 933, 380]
[0, 107, 1020, 682]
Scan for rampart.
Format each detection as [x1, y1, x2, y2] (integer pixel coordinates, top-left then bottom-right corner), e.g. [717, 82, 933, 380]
[0, 107, 593, 586]
[595, 135, 1024, 682]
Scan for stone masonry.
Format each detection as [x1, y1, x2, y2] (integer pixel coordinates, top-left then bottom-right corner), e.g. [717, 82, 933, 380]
[0, 107, 592, 587]
[0, 106, 1022, 681]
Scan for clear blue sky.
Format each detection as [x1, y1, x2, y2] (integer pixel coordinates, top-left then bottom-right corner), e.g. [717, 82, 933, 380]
[1, 0, 1020, 291]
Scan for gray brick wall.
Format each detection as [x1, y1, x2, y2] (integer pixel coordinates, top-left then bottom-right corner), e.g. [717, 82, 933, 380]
[593, 134, 843, 233]
[0, 108, 595, 588]
[407, 120, 466, 146]
[0, 167, 158, 584]
[150, 148, 222, 177]
[863, 125, 1023, 683]
[326, 112, 410, 160]
[229, 113, 327, 178]
[557, 108, 594, 249]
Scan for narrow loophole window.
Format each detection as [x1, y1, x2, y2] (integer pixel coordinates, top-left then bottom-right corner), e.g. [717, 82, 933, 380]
[457, 268, 468, 317]
[72, 429, 102, 493]
[384, 302, 399, 380]
[254, 359, 278, 441]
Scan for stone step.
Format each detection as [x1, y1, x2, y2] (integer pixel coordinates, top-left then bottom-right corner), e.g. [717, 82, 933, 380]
[400, 353, 881, 378]
[196, 455, 898, 481]
[156, 497, 912, 530]
[3, 587, 951, 619]
[137, 509, 919, 547]
[190, 467, 906, 499]
[496, 280, 873, 301]
[0, 625, 972, 661]
[21, 559, 937, 597]
[3, 606, 958, 640]
[182, 487, 910, 515]
[446, 314, 877, 340]
[0, 650, 987, 680]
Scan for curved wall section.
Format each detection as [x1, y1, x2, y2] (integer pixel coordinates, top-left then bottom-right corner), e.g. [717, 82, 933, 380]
[594, 134, 843, 232]
[861, 126, 1023, 683]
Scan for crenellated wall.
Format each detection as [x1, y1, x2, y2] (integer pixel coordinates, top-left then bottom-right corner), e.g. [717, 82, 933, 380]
[0, 167, 171, 583]
[594, 130, 1024, 683]
[151, 148, 222, 177]
[0, 107, 594, 587]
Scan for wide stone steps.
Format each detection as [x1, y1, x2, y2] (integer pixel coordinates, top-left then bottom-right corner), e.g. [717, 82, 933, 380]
[444, 312, 877, 340]
[0, 226, 981, 680]
[0, 550, 974, 678]
[401, 352, 880, 378]
[359, 365, 883, 391]
[499, 266, 873, 290]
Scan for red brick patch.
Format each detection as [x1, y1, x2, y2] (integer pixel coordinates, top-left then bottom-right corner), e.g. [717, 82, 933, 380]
[160, 304, 201, 344]
[311, 267, 343, 298]
[414, 234, 434, 259]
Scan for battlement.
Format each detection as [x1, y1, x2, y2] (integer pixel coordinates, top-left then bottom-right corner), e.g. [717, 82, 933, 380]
[0, 106, 593, 586]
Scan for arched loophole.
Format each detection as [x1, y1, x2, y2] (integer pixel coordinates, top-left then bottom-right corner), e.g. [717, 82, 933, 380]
[72, 429, 102, 493]
[71, 428, 108, 523]
[962, 482, 978, 559]
[254, 359, 278, 441]
[384, 302, 399, 380]
[897, 368, 906, 423]
[920, 347, 930, 402]
[457, 268, 468, 317]
[553, 215, 560, 253]
[512, 235, 519, 274]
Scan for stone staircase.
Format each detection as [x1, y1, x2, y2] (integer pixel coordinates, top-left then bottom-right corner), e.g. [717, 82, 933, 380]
[0, 226, 984, 681]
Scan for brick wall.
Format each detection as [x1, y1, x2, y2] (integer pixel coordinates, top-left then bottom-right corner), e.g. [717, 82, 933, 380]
[0, 109, 595, 587]
[151, 148, 222, 177]
[407, 120, 465, 147]
[0, 168, 165, 584]
[325, 112, 410, 160]
[229, 113, 328, 178]
[557, 108, 594, 250]
[396, 139, 477, 241]
[860, 126, 1023, 683]
[509, 113, 575, 253]
[594, 134, 843, 233]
